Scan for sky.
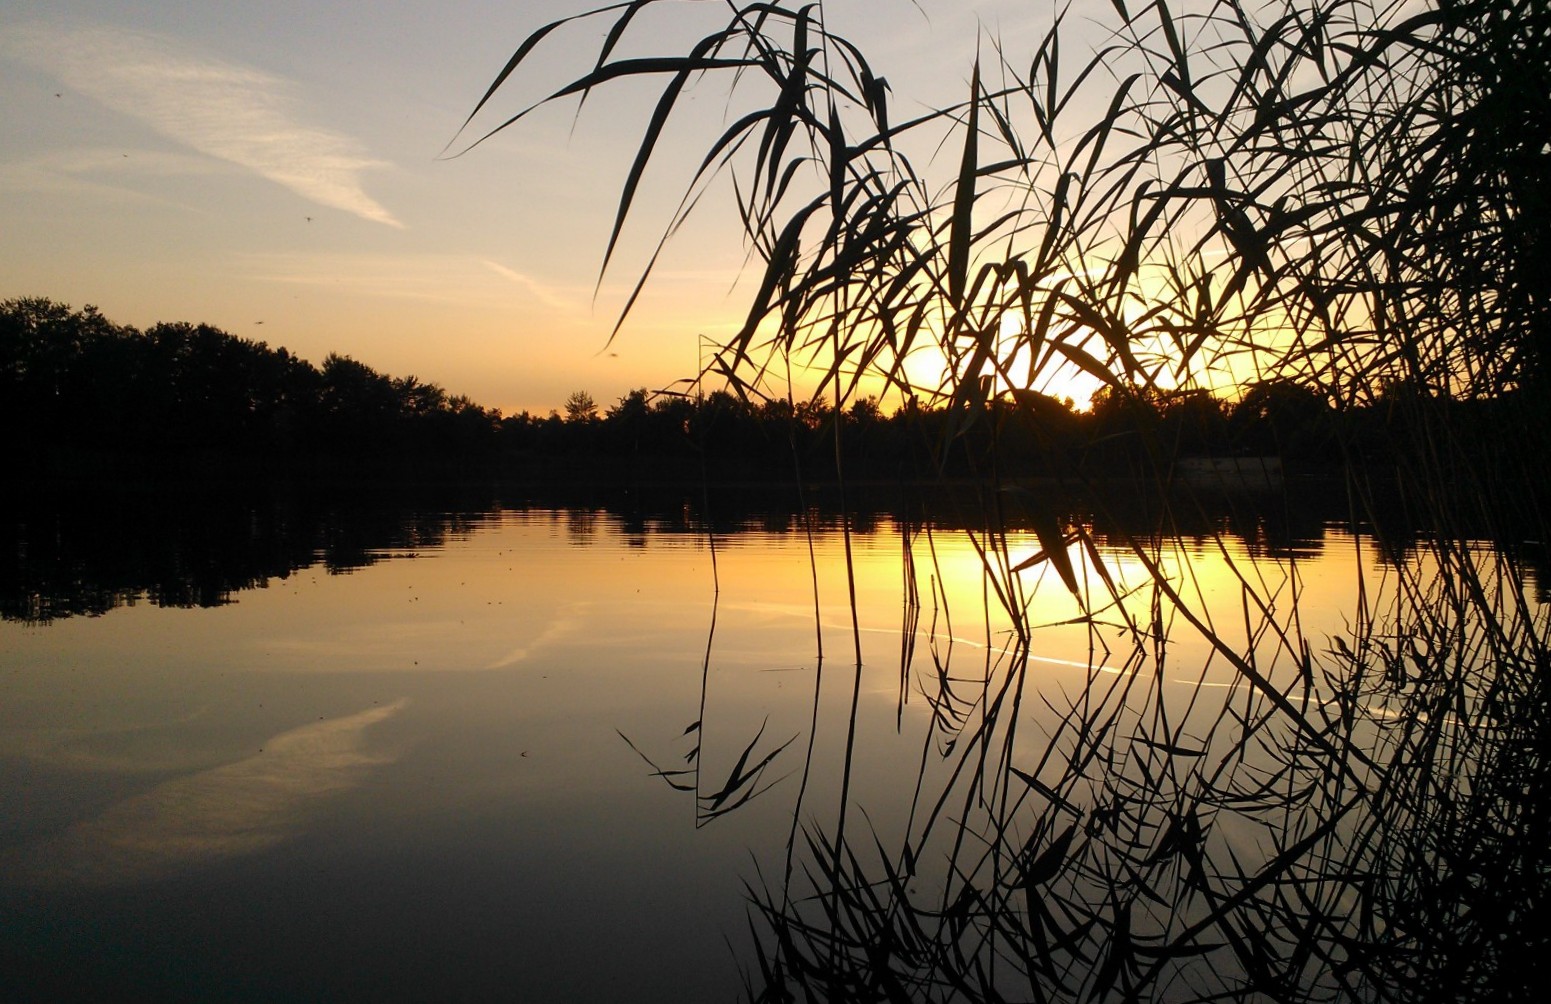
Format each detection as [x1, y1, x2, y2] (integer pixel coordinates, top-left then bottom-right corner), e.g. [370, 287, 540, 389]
[1, 1, 1113, 415]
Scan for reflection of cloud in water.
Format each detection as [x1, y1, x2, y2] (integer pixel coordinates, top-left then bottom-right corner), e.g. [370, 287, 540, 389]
[485, 603, 590, 669]
[262, 621, 463, 664]
[8, 700, 407, 887]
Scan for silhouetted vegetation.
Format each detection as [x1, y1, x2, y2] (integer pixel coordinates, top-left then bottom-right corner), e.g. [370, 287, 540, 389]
[1, 297, 502, 477]
[8, 296, 1534, 488]
[465, 0, 1551, 1000]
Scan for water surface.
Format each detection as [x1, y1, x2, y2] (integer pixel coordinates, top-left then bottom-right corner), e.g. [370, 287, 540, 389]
[1, 483, 1536, 1000]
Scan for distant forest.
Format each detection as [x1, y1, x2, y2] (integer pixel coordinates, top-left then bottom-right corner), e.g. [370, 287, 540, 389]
[2, 297, 1534, 483]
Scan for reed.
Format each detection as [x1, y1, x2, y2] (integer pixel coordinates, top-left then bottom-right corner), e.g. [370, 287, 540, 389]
[467, 1, 1549, 999]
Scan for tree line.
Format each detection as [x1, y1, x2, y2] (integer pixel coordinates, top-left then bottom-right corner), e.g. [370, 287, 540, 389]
[3, 297, 506, 475]
[3, 296, 1532, 482]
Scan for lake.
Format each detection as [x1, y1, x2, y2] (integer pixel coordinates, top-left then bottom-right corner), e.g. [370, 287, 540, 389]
[2, 480, 1544, 1001]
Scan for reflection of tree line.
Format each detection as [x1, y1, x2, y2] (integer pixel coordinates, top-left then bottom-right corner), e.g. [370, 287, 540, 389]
[8, 480, 1544, 625]
[0, 485, 498, 624]
[8, 297, 1537, 483]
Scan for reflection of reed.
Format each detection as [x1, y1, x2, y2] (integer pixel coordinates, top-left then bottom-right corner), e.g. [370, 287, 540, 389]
[585, 454, 1545, 999]
[617, 493, 799, 828]
[740, 482, 1545, 1001]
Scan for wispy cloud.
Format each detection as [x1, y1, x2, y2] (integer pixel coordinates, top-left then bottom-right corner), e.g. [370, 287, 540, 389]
[482, 259, 578, 312]
[5, 21, 400, 227]
[233, 251, 599, 319]
[235, 250, 563, 307]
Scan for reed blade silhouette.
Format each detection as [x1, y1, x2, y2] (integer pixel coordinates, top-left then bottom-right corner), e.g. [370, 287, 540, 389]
[469, 0, 1551, 998]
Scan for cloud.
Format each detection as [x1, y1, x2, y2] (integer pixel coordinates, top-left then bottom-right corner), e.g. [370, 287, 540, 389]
[232, 251, 600, 321]
[482, 259, 578, 312]
[6, 22, 400, 227]
[235, 250, 538, 306]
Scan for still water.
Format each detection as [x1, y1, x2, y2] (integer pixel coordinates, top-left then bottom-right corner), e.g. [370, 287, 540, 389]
[0, 483, 1539, 1000]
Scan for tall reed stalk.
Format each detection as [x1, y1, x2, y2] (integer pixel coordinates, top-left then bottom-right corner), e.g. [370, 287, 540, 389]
[466, 1, 1549, 998]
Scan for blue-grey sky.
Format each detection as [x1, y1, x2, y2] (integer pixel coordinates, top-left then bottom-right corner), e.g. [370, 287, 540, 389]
[2, 1, 1092, 413]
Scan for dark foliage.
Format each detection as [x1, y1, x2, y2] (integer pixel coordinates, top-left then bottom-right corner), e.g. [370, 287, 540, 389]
[0, 297, 500, 476]
[457, 0, 1551, 1000]
[4, 297, 1502, 486]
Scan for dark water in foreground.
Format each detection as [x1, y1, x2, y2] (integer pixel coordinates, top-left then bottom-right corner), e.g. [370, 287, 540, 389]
[1, 482, 1542, 1001]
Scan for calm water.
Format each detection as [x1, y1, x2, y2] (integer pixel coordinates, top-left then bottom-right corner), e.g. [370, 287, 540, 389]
[0, 483, 1540, 1001]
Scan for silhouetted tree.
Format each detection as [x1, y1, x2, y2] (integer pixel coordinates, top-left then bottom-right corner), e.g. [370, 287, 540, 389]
[563, 389, 598, 423]
[1230, 380, 1333, 459]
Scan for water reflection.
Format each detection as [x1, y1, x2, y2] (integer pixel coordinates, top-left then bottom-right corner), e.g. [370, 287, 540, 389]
[1, 481, 1350, 626]
[725, 497, 1547, 1002]
[0, 484, 502, 623]
[1, 481, 1545, 1001]
[7, 700, 407, 887]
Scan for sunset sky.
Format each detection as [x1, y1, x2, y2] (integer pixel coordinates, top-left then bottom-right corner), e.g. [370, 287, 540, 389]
[0, 1, 1096, 415]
